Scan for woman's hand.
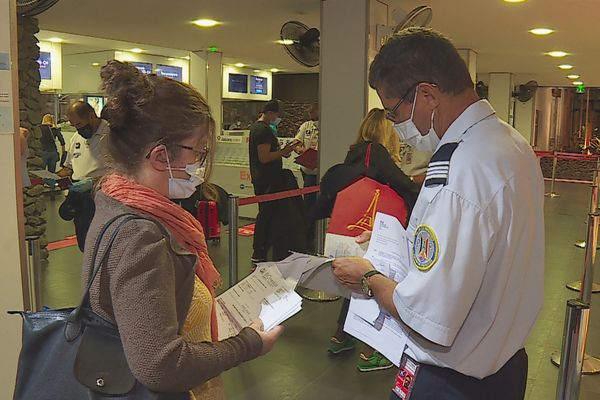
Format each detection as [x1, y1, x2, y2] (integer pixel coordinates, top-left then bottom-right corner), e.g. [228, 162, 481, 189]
[249, 319, 285, 356]
[355, 230, 372, 244]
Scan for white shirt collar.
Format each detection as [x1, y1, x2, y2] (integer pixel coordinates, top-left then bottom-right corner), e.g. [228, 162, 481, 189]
[437, 100, 496, 148]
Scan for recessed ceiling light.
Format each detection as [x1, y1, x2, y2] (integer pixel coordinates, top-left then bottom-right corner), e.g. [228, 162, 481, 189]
[558, 64, 574, 70]
[504, 0, 527, 3]
[529, 28, 554, 36]
[167, 57, 175, 61]
[192, 19, 221, 28]
[91, 62, 100, 67]
[48, 37, 63, 43]
[573, 81, 583, 85]
[275, 39, 294, 45]
[567, 74, 580, 79]
[234, 63, 245, 68]
[130, 48, 143, 53]
[270, 68, 280, 73]
[547, 51, 568, 58]
[182, 56, 190, 60]
[253, 69, 261, 73]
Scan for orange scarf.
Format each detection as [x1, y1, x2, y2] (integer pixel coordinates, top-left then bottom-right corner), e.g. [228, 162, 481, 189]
[102, 173, 221, 341]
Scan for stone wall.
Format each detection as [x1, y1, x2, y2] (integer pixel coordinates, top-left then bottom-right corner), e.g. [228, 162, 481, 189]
[279, 101, 312, 138]
[540, 157, 596, 181]
[18, 16, 48, 262]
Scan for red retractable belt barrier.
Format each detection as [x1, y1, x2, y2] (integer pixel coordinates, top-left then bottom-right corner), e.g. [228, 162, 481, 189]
[238, 185, 320, 206]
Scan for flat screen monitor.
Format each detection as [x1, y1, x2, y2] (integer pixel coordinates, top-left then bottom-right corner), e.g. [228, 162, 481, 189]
[38, 51, 51, 80]
[156, 64, 183, 82]
[85, 96, 105, 117]
[250, 76, 268, 95]
[228, 73, 248, 93]
[131, 62, 153, 75]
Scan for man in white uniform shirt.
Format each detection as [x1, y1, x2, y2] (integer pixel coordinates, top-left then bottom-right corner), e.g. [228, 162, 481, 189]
[58, 101, 109, 181]
[332, 28, 544, 399]
[57, 101, 109, 250]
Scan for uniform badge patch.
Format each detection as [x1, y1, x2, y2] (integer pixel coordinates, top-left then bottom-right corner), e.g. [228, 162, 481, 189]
[413, 225, 439, 271]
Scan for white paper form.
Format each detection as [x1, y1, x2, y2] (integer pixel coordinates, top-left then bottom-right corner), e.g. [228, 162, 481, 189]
[324, 233, 369, 258]
[216, 264, 302, 340]
[344, 212, 412, 366]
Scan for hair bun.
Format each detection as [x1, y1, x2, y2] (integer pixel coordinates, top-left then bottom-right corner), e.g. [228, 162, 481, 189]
[100, 60, 152, 131]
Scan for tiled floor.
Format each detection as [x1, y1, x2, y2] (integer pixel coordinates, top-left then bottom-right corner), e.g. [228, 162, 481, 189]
[39, 181, 600, 399]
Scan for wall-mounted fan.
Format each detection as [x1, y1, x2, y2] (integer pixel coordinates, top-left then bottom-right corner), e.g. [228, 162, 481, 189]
[17, 0, 60, 16]
[513, 80, 539, 102]
[376, 5, 433, 49]
[280, 21, 320, 68]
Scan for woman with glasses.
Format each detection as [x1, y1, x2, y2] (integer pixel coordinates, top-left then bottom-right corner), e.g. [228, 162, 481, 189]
[83, 60, 283, 400]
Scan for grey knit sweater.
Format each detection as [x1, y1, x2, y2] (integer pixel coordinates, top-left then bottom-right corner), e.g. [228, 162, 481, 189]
[81, 192, 263, 392]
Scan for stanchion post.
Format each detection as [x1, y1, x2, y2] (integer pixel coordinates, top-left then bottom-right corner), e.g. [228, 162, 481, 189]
[315, 218, 326, 255]
[546, 154, 560, 198]
[580, 212, 599, 303]
[556, 300, 590, 400]
[25, 236, 41, 311]
[228, 195, 239, 288]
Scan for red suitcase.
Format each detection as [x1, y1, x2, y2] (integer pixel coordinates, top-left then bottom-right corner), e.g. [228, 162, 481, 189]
[196, 200, 221, 242]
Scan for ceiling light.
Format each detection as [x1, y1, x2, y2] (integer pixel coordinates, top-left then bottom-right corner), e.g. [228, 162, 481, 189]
[253, 69, 261, 73]
[567, 74, 580, 80]
[504, 0, 527, 3]
[48, 37, 63, 43]
[192, 19, 221, 28]
[573, 81, 583, 85]
[558, 64, 574, 70]
[547, 51, 568, 58]
[529, 28, 554, 36]
[91, 62, 100, 67]
[167, 57, 175, 61]
[130, 48, 143, 53]
[182, 56, 190, 60]
[270, 68, 280, 73]
[276, 39, 294, 45]
[234, 63, 245, 68]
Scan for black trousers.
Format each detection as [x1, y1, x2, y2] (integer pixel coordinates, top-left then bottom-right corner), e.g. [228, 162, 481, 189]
[252, 181, 273, 259]
[389, 349, 528, 400]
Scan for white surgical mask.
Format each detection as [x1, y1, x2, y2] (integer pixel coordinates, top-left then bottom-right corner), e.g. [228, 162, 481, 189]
[165, 151, 204, 199]
[393, 86, 440, 153]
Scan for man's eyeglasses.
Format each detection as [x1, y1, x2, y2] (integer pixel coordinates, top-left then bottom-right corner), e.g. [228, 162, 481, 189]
[384, 82, 437, 122]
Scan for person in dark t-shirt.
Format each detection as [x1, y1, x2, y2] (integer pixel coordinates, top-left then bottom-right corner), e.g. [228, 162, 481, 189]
[248, 99, 299, 262]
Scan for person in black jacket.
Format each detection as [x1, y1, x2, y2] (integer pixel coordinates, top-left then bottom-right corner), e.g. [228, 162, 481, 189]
[40, 114, 66, 173]
[323, 108, 420, 372]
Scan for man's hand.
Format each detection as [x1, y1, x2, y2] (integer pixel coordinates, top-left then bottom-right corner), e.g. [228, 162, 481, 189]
[281, 139, 301, 157]
[331, 256, 375, 292]
[355, 231, 372, 244]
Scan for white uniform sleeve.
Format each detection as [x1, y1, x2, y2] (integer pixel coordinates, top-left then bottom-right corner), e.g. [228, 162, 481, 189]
[393, 188, 495, 347]
[64, 135, 76, 170]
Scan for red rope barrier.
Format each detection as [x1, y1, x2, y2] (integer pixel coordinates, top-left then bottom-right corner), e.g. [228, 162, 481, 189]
[238, 185, 320, 206]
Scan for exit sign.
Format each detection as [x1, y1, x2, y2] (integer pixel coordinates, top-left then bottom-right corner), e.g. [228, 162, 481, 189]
[576, 85, 585, 93]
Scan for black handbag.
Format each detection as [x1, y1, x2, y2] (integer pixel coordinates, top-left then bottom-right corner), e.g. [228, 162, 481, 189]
[10, 214, 190, 400]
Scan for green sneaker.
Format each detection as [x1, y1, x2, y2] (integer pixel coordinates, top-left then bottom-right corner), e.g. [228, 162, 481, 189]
[357, 351, 394, 372]
[327, 336, 356, 354]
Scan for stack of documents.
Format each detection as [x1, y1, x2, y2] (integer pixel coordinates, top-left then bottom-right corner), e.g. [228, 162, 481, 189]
[216, 264, 302, 340]
[344, 212, 412, 367]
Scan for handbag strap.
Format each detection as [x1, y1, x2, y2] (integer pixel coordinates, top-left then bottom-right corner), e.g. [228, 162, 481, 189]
[79, 213, 146, 309]
[364, 142, 372, 169]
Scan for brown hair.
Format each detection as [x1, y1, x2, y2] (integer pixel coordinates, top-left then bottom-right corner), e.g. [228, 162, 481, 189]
[369, 27, 473, 101]
[354, 108, 401, 164]
[100, 60, 217, 198]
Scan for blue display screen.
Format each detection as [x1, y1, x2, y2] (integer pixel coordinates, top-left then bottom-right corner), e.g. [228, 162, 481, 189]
[38, 51, 51, 80]
[156, 64, 183, 81]
[250, 76, 268, 95]
[131, 62, 153, 75]
[228, 73, 248, 93]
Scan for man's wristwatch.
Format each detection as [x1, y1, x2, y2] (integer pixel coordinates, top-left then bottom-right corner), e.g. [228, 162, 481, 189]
[361, 270, 384, 298]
